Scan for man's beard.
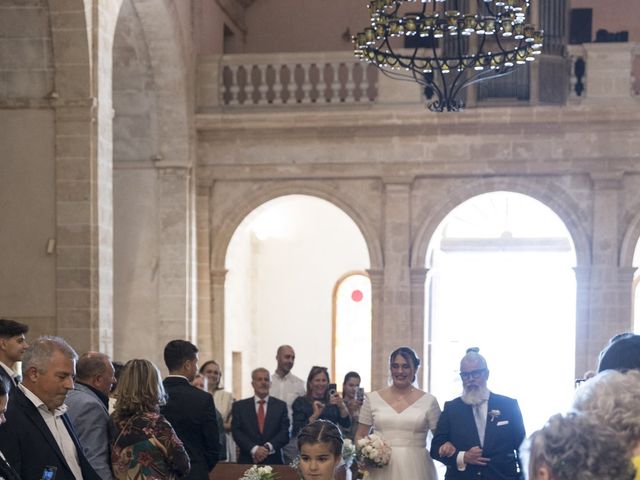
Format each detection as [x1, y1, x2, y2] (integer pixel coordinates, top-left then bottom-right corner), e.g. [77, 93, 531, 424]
[461, 385, 490, 406]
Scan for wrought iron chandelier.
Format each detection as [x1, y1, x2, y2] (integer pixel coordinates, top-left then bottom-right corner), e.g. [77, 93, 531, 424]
[354, 0, 544, 112]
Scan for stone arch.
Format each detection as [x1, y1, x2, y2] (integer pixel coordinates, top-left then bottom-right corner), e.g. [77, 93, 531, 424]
[211, 182, 383, 272]
[113, 0, 191, 163]
[620, 209, 640, 267]
[411, 177, 591, 269]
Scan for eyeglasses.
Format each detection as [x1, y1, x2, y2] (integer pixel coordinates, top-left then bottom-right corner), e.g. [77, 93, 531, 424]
[459, 368, 487, 380]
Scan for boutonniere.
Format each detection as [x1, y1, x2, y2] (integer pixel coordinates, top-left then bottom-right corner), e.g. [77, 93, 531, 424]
[489, 409, 501, 422]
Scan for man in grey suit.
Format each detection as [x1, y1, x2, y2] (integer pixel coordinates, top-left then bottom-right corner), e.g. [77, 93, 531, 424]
[66, 352, 117, 480]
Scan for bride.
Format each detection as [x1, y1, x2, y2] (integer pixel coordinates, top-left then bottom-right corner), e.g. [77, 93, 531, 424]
[355, 347, 441, 480]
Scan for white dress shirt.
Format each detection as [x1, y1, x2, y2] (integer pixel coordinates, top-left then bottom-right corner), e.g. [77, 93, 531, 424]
[456, 395, 489, 471]
[18, 384, 84, 480]
[270, 371, 305, 422]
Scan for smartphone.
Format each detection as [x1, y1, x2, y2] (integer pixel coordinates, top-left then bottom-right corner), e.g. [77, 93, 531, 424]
[41, 466, 57, 480]
[326, 383, 337, 401]
[356, 387, 365, 401]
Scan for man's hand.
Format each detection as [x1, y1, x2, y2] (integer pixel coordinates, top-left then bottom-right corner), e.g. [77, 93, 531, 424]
[438, 441, 457, 457]
[252, 446, 269, 463]
[463, 446, 490, 466]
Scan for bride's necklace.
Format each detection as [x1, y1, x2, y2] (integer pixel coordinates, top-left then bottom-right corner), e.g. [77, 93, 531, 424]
[390, 386, 415, 401]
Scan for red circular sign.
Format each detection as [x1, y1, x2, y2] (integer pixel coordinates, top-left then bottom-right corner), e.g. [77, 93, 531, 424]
[351, 289, 363, 302]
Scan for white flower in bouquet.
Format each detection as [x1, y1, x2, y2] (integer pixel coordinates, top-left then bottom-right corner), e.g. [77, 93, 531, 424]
[240, 464, 278, 480]
[356, 433, 392, 468]
[342, 438, 357, 464]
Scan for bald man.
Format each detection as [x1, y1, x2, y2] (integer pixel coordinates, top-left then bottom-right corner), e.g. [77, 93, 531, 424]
[431, 349, 526, 480]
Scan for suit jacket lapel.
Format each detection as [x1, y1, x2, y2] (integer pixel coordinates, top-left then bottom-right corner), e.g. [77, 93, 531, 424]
[246, 399, 260, 436]
[483, 393, 497, 450]
[16, 390, 71, 468]
[460, 401, 482, 447]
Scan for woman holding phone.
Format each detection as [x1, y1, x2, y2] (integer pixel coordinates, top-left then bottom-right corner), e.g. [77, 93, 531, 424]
[341, 371, 364, 440]
[292, 366, 351, 437]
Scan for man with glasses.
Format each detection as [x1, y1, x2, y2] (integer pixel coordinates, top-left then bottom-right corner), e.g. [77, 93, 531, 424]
[430, 348, 526, 480]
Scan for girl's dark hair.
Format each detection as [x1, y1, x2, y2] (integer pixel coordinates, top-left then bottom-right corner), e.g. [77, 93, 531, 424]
[306, 366, 330, 397]
[343, 371, 360, 386]
[297, 419, 344, 456]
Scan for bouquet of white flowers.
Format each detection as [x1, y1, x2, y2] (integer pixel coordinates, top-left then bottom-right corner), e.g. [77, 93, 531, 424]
[240, 465, 279, 480]
[356, 433, 392, 469]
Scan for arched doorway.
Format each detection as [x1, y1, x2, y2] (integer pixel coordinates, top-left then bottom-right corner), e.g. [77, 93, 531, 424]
[225, 195, 371, 397]
[333, 272, 372, 391]
[425, 191, 576, 434]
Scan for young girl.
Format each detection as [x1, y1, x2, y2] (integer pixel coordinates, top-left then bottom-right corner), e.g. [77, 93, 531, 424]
[297, 420, 344, 480]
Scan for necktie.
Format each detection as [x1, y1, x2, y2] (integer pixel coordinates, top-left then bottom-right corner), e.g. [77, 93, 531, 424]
[473, 402, 487, 446]
[257, 400, 266, 434]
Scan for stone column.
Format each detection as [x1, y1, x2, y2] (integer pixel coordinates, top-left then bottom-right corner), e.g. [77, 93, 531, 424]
[156, 167, 194, 346]
[583, 172, 632, 373]
[210, 269, 228, 368]
[410, 267, 428, 385]
[574, 266, 591, 376]
[374, 179, 414, 388]
[196, 185, 214, 359]
[368, 269, 385, 390]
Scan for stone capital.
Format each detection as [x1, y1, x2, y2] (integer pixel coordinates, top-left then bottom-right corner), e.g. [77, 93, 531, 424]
[590, 171, 624, 190]
[210, 269, 228, 285]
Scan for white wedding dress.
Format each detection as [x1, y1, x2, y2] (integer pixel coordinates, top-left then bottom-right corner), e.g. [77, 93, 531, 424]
[359, 390, 441, 480]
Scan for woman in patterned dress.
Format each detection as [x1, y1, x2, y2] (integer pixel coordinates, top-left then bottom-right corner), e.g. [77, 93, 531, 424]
[109, 359, 190, 480]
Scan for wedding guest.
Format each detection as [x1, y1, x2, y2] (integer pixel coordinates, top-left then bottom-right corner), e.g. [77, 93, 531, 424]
[528, 412, 634, 480]
[597, 333, 640, 373]
[109, 359, 190, 480]
[270, 345, 306, 463]
[200, 360, 235, 461]
[0, 377, 22, 480]
[341, 371, 363, 440]
[356, 347, 440, 480]
[292, 366, 350, 437]
[297, 420, 344, 480]
[0, 319, 29, 393]
[431, 347, 525, 480]
[573, 369, 640, 479]
[191, 373, 227, 462]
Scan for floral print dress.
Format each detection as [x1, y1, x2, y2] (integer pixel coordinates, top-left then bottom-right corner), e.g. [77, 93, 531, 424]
[109, 411, 190, 480]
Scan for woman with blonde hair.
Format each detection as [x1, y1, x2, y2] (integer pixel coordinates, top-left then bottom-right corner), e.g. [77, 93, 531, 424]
[199, 360, 234, 461]
[573, 369, 640, 479]
[109, 359, 190, 480]
[528, 412, 634, 480]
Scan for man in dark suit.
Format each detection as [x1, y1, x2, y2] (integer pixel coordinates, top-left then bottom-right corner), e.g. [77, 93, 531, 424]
[0, 319, 29, 393]
[0, 336, 101, 480]
[161, 340, 220, 480]
[431, 348, 526, 480]
[232, 368, 289, 465]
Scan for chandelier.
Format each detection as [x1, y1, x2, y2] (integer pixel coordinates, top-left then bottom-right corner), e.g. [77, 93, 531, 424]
[353, 0, 544, 112]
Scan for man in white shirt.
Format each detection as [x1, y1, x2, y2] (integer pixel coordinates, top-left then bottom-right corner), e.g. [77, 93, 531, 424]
[269, 345, 306, 462]
[231, 368, 289, 464]
[270, 345, 306, 415]
[0, 336, 101, 480]
[0, 319, 29, 392]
